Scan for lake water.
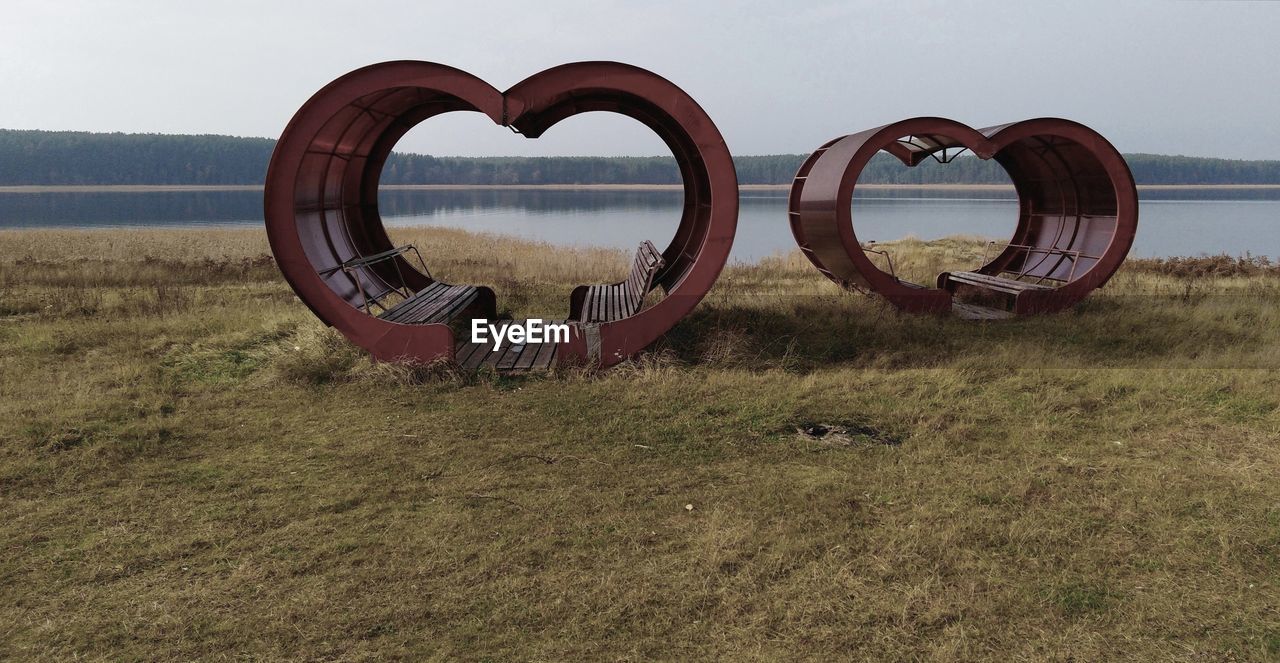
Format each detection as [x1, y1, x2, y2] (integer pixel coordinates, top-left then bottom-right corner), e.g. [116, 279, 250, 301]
[0, 187, 1276, 262]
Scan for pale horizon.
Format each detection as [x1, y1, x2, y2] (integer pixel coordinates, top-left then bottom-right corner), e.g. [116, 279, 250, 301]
[2, 1, 1277, 161]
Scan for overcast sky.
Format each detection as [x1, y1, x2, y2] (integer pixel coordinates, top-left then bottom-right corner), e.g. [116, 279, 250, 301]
[1, 1, 1276, 159]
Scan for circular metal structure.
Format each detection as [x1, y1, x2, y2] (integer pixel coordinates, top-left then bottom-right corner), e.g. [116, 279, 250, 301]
[265, 61, 738, 368]
[789, 117, 1139, 315]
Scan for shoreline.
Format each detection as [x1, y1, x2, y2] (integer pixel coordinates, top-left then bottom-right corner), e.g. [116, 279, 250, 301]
[1, 183, 1279, 194]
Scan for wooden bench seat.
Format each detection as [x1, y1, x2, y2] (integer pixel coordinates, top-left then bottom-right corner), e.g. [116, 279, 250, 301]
[941, 271, 1055, 295]
[378, 282, 481, 325]
[321, 243, 492, 326]
[570, 240, 665, 323]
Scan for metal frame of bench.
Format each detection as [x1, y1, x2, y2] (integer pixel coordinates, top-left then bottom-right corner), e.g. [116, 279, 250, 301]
[316, 244, 431, 314]
[980, 242, 1099, 284]
[853, 243, 901, 294]
[569, 240, 666, 323]
[939, 242, 1105, 297]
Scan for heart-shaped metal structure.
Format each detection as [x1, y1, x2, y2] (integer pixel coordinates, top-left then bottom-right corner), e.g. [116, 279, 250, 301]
[789, 117, 1138, 315]
[264, 61, 737, 368]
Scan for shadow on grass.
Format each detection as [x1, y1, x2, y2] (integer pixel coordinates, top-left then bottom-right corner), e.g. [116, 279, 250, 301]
[654, 295, 1272, 370]
[252, 292, 1279, 389]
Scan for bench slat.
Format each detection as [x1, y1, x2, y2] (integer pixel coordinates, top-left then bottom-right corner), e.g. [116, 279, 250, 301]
[463, 321, 509, 370]
[378, 283, 479, 325]
[380, 281, 449, 322]
[608, 288, 621, 321]
[462, 344, 494, 371]
[392, 286, 468, 324]
[454, 340, 487, 367]
[422, 288, 479, 324]
[531, 338, 558, 368]
[497, 343, 527, 371]
[947, 271, 1054, 294]
[515, 341, 542, 370]
[587, 286, 602, 322]
[381, 287, 445, 323]
[625, 269, 643, 298]
[598, 286, 611, 322]
[485, 338, 521, 371]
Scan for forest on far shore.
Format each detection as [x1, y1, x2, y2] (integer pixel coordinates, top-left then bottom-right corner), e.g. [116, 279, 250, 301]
[3, 129, 1279, 186]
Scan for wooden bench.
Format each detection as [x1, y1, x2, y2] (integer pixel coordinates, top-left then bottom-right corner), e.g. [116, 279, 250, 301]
[939, 270, 1055, 295]
[326, 244, 493, 325]
[570, 240, 665, 323]
[938, 240, 1098, 300]
[378, 282, 485, 325]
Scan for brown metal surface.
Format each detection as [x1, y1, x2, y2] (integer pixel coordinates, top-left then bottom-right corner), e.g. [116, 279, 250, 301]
[789, 117, 1139, 315]
[264, 61, 738, 368]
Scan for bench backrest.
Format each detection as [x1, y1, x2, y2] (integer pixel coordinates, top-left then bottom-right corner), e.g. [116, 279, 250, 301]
[623, 240, 665, 313]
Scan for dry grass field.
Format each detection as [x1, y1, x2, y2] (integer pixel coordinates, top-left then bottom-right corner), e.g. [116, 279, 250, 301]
[2, 227, 1279, 660]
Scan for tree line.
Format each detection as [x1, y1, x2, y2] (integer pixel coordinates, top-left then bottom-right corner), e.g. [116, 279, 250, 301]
[2, 129, 1278, 186]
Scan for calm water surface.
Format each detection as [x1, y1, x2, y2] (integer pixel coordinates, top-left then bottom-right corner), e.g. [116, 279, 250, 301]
[0, 188, 1276, 262]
